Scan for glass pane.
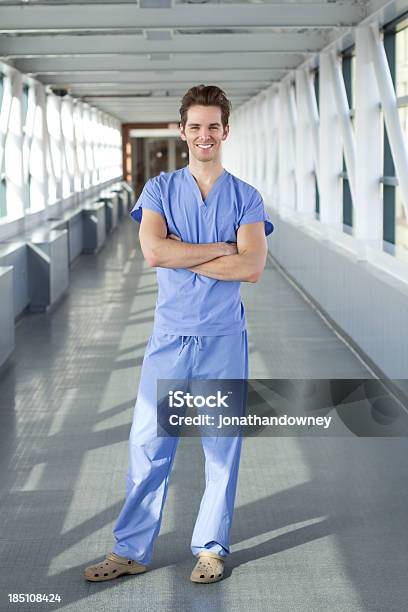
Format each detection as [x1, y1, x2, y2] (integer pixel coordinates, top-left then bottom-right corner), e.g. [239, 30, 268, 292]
[342, 176, 353, 230]
[22, 84, 29, 127]
[0, 178, 6, 218]
[398, 105, 408, 144]
[0, 74, 3, 113]
[379, 109, 384, 174]
[342, 53, 353, 110]
[396, 25, 408, 98]
[351, 53, 356, 111]
[383, 184, 395, 245]
[314, 69, 319, 112]
[395, 186, 408, 263]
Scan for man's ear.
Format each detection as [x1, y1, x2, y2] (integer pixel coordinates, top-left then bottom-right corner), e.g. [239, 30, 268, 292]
[179, 123, 186, 141]
[222, 124, 229, 141]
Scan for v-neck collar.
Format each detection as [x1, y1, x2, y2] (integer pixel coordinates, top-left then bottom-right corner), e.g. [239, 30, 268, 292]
[184, 165, 228, 207]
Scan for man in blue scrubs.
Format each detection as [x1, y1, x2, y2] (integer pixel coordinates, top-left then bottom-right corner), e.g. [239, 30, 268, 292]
[84, 84, 273, 584]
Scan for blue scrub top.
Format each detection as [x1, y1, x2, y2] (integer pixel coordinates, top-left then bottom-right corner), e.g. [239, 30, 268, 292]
[130, 165, 274, 336]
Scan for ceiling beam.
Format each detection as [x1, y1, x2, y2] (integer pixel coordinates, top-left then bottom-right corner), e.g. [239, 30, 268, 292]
[14, 53, 304, 73]
[36, 68, 287, 84]
[0, 32, 331, 57]
[69, 80, 272, 90]
[0, 4, 367, 32]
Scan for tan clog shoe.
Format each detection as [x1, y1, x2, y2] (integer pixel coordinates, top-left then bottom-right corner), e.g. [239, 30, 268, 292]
[190, 551, 225, 584]
[83, 552, 147, 582]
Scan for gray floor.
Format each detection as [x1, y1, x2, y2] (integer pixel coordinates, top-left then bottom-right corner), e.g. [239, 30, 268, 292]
[0, 216, 407, 612]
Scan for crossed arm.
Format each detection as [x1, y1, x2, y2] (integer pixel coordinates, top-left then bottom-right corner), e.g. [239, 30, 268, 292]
[138, 209, 268, 283]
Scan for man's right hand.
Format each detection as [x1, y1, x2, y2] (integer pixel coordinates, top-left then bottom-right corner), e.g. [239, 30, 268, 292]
[169, 234, 237, 257]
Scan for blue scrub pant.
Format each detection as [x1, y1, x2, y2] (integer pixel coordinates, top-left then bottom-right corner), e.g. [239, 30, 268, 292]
[112, 330, 248, 566]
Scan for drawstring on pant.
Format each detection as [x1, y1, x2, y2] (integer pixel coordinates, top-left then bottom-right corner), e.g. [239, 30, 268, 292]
[178, 336, 203, 355]
[178, 336, 188, 356]
[193, 336, 203, 351]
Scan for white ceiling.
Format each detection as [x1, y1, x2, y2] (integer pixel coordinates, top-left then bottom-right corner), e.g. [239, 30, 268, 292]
[0, 0, 403, 123]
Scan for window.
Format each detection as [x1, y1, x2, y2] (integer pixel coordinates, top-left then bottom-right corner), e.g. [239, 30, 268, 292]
[0, 69, 121, 225]
[0, 73, 3, 112]
[0, 177, 5, 218]
[0, 73, 5, 218]
[73, 102, 86, 190]
[341, 47, 355, 235]
[61, 100, 75, 197]
[46, 94, 60, 204]
[22, 83, 30, 211]
[313, 67, 320, 220]
[382, 16, 408, 263]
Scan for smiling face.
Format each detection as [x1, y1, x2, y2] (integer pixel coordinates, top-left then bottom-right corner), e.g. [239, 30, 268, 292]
[179, 105, 229, 164]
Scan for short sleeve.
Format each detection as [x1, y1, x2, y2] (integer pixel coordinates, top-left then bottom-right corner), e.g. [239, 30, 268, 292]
[238, 189, 274, 236]
[129, 178, 166, 224]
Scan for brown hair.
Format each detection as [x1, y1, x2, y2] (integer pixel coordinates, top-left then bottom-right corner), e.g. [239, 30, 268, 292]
[179, 84, 231, 128]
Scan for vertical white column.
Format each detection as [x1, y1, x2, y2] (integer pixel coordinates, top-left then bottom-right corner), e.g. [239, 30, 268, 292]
[278, 81, 296, 213]
[106, 114, 110, 180]
[303, 68, 321, 192]
[278, 83, 286, 213]
[250, 99, 258, 186]
[22, 84, 35, 202]
[237, 108, 245, 179]
[47, 94, 63, 200]
[319, 51, 342, 233]
[354, 25, 382, 253]
[91, 109, 99, 184]
[258, 93, 269, 194]
[36, 85, 49, 209]
[116, 118, 122, 177]
[109, 116, 115, 179]
[244, 105, 253, 183]
[29, 83, 47, 211]
[261, 93, 270, 198]
[253, 96, 265, 190]
[265, 89, 279, 207]
[368, 22, 408, 221]
[288, 81, 297, 210]
[74, 101, 86, 190]
[85, 104, 93, 185]
[37, 86, 54, 206]
[0, 70, 13, 175]
[66, 97, 80, 192]
[60, 96, 75, 195]
[98, 110, 104, 183]
[96, 111, 104, 182]
[90, 108, 98, 185]
[247, 104, 256, 185]
[295, 67, 315, 220]
[105, 114, 111, 180]
[5, 71, 24, 220]
[328, 50, 356, 203]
